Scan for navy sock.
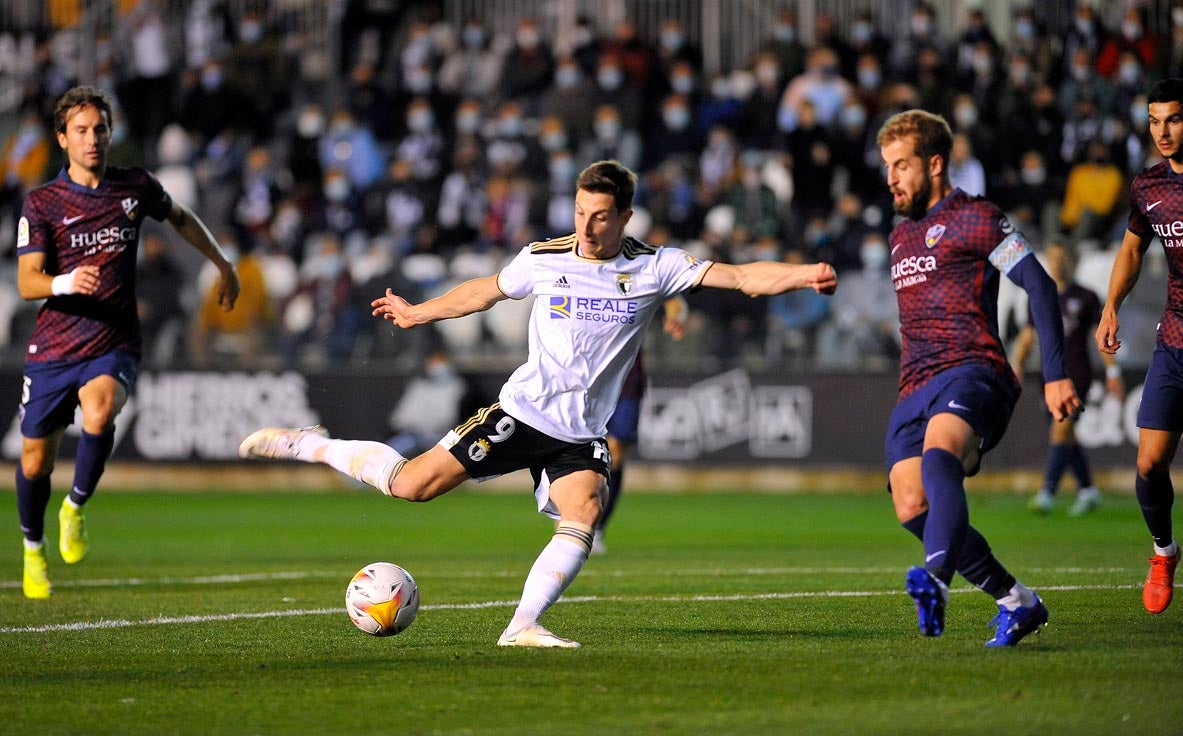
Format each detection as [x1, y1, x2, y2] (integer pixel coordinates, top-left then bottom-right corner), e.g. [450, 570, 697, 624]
[598, 466, 624, 531]
[1043, 443, 1069, 495]
[15, 469, 52, 542]
[69, 429, 114, 507]
[901, 511, 1014, 599]
[1066, 444, 1093, 489]
[921, 448, 968, 584]
[1135, 472, 1175, 549]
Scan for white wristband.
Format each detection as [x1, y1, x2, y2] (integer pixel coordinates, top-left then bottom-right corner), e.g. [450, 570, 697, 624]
[50, 272, 75, 296]
[1106, 364, 1121, 380]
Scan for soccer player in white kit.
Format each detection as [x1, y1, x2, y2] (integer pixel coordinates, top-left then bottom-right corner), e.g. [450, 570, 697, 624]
[240, 161, 836, 648]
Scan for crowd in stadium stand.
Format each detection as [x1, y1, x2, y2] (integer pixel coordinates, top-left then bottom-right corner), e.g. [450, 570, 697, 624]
[0, 1, 1177, 372]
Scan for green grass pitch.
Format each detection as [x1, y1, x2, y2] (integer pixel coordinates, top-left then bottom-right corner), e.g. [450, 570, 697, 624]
[1, 487, 1180, 735]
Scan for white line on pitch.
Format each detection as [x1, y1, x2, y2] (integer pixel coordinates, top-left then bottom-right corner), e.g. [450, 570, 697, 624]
[0, 565, 1139, 590]
[0, 583, 1139, 634]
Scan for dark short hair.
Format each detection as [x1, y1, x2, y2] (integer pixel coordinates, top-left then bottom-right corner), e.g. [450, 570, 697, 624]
[576, 160, 637, 212]
[53, 86, 114, 134]
[1148, 78, 1183, 106]
[876, 109, 953, 176]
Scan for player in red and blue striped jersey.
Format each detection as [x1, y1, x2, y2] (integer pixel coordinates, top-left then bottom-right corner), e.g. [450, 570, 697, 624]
[878, 109, 1081, 646]
[15, 87, 240, 599]
[1096, 77, 1183, 615]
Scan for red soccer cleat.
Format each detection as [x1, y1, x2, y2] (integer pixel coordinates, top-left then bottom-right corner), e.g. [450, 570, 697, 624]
[1143, 550, 1179, 615]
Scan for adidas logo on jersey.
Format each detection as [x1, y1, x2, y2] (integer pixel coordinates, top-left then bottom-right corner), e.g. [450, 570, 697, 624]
[553, 275, 571, 289]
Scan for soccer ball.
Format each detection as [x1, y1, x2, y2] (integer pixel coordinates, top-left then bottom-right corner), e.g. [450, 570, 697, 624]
[345, 562, 420, 637]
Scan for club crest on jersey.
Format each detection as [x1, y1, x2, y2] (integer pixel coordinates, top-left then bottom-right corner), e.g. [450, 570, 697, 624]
[616, 274, 633, 295]
[16, 216, 29, 249]
[924, 224, 945, 248]
[468, 438, 491, 462]
[549, 296, 571, 319]
[121, 197, 138, 219]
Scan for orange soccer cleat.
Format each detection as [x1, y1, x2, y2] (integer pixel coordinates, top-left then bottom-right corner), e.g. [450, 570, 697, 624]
[1143, 550, 1179, 615]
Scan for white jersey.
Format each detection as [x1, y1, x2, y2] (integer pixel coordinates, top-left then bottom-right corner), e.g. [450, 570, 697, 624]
[496, 233, 710, 442]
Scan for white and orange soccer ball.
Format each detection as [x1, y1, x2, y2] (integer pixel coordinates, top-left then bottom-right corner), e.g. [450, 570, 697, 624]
[345, 562, 420, 637]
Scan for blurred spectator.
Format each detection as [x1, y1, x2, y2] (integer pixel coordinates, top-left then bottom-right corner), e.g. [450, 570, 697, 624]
[602, 20, 656, 93]
[287, 103, 326, 192]
[1163, 6, 1183, 78]
[481, 175, 531, 250]
[538, 149, 577, 237]
[814, 12, 855, 79]
[567, 15, 602, 77]
[1061, 3, 1106, 79]
[485, 100, 542, 177]
[192, 235, 271, 368]
[913, 46, 954, 119]
[656, 18, 702, 77]
[1060, 92, 1105, 167]
[852, 53, 885, 120]
[638, 160, 700, 240]
[438, 19, 503, 101]
[346, 62, 397, 142]
[183, 0, 234, 70]
[386, 351, 469, 457]
[590, 54, 645, 129]
[319, 109, 384, 190]
[136, 233, 186, 366]
[758, 10, 806, 82]
[784, 100, 836, 221]
[1058, 48, 1114, 120]
[1059, 140, 1123, 247]
[365, 158, 429, 248]
[738, 54, 784, 151]
[281, 232, 358, 365]
[777, 46, 853, 133]
[1097, 8, 1159, 79]
[724, 153, 780, 240]
[818, 231, 899, 369]
[698, 125, 738, 197]
[396, 97, 445, 181]
[1010, 7, 1056, 80]
[225, 9, 291, 139]
[339, 0, 407, 74]
[578, 104, 642, 172]
[955, 9, 999, 79]
[849, 11, 890, 69]
[498, 18, 554, 109]
[766, 249, 831, 361]
[436, 140, 486, 250]
[890, 2, 945, 80]
[697, 73, 744, 141]
[820, 192, 873, 273]
[539, 56, 597, 142]
[116, 1, 173, 154]
[232, 146, 283, 251]
[154, 124, 199, 210]
[643, 93, 699, 169]
[948, 133, 986, 197]
[317, 168, 366, 238]
[1000, 150, 1061, 245]
[0, 108, 50, 227]
[178, 59, 248, 144]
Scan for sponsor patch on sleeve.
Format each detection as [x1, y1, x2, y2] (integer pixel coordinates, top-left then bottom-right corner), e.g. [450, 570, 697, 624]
[988, 232, 1030, 274]
[16, 216, 28, 249]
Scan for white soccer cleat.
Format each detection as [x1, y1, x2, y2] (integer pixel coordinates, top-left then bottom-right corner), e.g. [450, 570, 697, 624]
[497, 624, 581, 649]
[238, 425, 328, 461]
[1069, 486, 1101, 517]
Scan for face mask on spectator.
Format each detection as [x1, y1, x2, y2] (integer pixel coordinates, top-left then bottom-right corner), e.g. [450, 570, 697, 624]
[549, 156, 575, 181]
[463, 26, 485, 48]
[298, 110, 325, 138]
[408, 109, 434, 133]
[201, 67, 223, 91]
[1119, 62, 1141, 86]
[1015, 19, 1035, 39]
[1020, 165, 1046, 185]
[755, 63, 779, 86]
[860, 241, 888, 270]
[1075, 16, 1092, 34]
[598, 66, 623, 90]
[595, 117, 621, 142]
[1071, 64, 1089, 81]
[857, 67, 880, 89]
[663, 105, 690, 130]
[240, 20, 263, 43]
[671, 73, 694, 94]
[541, 130, 567, 151]
[572, 25, 593, 46]
[841, 104, 867, 132]
[911, 14, 931, 36]
[1130, 102, 1149, 127]
[710, 78, 731, 98]
[455, 110, 480, 135]
[852, 21, 873, 45]
[1010, 64, 1031, 86]
[1122, 21, 1142, 41]
[971, 53, 993, 77]
[660, 30, 683, 50]
[325, 178, 350, 202]
[498, 115, 523, 137]
[954, 104, 977, 128]
[1175, 8, 1183, 27]
[555, 65, 580, 88]
[516, 28, 540, 49]
[406, 70, 433, 94]
[773, 24, 796, 43]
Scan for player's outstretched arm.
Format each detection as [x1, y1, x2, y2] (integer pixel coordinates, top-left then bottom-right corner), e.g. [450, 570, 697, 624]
[166, 200, 239, 311]
[1044, 377, 1082, 423]
[1096, 229, 1151, 355]
[699, 261, 837, 297]
[17, 251, 100, 300]
[372, 274, 508, 330]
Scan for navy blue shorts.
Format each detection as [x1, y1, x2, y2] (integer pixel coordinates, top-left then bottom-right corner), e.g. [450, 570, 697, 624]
[606, 396, 642, 444]
[885, 364, 1018, 475]
[1137, 343, 1183, 432]
[19, 350, 139, 438]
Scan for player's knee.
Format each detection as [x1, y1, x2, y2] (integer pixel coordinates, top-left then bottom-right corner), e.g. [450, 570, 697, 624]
[20, 451, 53, 480]
[1136, 454, 1171, 481]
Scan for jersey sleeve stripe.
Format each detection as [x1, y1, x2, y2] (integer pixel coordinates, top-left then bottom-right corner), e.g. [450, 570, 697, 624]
[988, 232, 1032, 275]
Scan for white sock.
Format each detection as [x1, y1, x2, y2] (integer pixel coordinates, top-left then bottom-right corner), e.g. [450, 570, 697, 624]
[1154, 540, 1179, 558]
[294, 431, 331, 460]
[322, 440, 406, 494]
[64, 497, 81, 510]
[23, 537, 44, 552]
[996, 581, 1037, 610]
[504, 522, 593, 635]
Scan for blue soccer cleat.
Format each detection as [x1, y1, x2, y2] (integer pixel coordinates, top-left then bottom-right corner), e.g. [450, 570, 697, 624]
[906, 566, 950, 637]
[985, 594, 1049, 647]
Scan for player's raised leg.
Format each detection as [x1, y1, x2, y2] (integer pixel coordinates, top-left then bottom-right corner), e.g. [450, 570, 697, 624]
[1135, 427, 1180, 614]
[499, 470, 603, 649]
